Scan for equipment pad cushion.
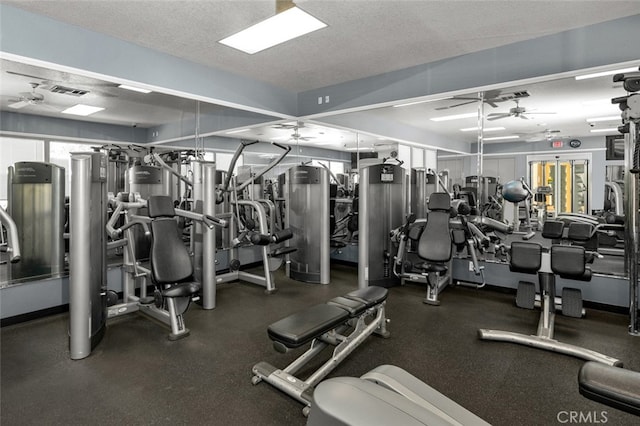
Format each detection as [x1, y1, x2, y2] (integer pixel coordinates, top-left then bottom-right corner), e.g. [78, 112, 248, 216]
[579, 361, 640, 416]
[162, 282, 200, 298]
[328, 297, 367, 317]
[345, 286, 388, 307]
[267, 304, 349, 348]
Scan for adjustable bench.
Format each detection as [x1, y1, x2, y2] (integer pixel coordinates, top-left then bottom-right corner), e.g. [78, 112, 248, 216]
[579, 362, 640, 417]
[308, 365, 491, 426]
[251, 286, 390, 415]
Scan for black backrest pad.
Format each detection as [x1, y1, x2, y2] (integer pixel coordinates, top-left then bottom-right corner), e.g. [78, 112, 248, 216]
[541, 220, 564, 239]
[551, 245, 586, 278]
[568, 222, 593, 241]
[147, 195, 176, 218]
[428, 192, 451, 211]
[418, 210, 452, 262]
[510, 242, 542, 274]
[150, 218, 193, 284]
[345, 286, 388, 307]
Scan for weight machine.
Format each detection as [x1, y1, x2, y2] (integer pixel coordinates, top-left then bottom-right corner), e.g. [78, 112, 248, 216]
[611, 68, 640, 335]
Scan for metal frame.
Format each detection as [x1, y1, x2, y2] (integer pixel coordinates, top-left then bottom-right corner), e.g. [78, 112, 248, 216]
[478, 252, 622, 366]
[251, 301, 389, 416]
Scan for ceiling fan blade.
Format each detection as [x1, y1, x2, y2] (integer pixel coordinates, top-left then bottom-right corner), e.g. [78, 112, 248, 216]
[8, 100, 29, 109]
[486, 113, 510, 121]
[520, 115, 529, 119]
[526, 112, 556, 115]
[6, 70, 47, 80]
[435, 99, 478, 110]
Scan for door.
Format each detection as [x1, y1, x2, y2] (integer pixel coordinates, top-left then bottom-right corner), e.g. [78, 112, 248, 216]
[528, 154, 590, 215]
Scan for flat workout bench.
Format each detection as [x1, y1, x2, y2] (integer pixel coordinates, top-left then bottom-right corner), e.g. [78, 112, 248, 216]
[252, 286, 390, 415]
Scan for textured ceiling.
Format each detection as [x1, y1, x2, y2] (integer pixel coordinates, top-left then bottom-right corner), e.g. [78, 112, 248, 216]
[5, 0, 640, 92]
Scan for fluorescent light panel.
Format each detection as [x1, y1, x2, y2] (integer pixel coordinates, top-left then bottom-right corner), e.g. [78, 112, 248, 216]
[590, 128, 619, 133]
[393, 97, 452, 108]
[585, 116, 620, 122]
[118, 84, 152, 94]
[483, 135, 520, 141]
[219, 7, 327, 54]
[430, 112, 477, 122]
[460, 126, 505, 132]
[62, 104, 105, 116]
[575, 67, 638, 80]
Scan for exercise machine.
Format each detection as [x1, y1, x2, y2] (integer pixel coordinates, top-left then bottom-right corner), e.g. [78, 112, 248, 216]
[578, 361, 640, 416]
[358, 162, 406, 288]
[611, 68, 640, 336]
[7, 161, 65, 281]
[308, 364, 491, 425]
[251, 286, 390, 415]
[0, 206, 20, 264]
[284, 165, 330, 284]
[392, 193, 454, 305]
[478, 220, 622, 366]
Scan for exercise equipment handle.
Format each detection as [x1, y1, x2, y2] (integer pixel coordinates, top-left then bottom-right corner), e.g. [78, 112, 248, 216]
[0, 206, 20, 263]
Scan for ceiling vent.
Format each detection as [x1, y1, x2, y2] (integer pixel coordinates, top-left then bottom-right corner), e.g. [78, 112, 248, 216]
[48, 85, 89, 97]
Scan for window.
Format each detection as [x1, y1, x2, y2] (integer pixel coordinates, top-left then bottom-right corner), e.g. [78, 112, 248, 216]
[0, 137, 45, 206]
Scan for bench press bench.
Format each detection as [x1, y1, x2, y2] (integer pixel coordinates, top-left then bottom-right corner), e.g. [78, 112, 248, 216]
[251, 286, 390, 415]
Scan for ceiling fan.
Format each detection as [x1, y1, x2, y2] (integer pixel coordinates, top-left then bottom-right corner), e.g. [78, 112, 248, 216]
[272, 120, 305, 130]
[7, 83, 47, 109]
[435, 89, 530, 110]
[517, 128, 563, 142]
[486, 100, 555, 121]
[290, 128, 315, 142]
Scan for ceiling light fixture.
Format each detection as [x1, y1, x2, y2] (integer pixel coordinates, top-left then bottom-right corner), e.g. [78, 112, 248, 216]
[575, 67, 638, 80]
[218, 2, 327, 54]
[483, 135, 520, 141]
[393, 97, 453, 108]
[585, 116, 620, 122]
[590, 128, 619, 133]
[225, 128, 251, 134]
[460, 126, 505, 132]
[118, 84, 152, 94]
[430, 112, 477, 122]
[61, 104, 105, 116]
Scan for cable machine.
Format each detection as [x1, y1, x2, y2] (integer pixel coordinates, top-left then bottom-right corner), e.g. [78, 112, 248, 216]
[612, 69, 640, 335]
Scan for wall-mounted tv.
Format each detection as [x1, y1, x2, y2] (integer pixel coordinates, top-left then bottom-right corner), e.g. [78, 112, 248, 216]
[606, 135, 625, 160]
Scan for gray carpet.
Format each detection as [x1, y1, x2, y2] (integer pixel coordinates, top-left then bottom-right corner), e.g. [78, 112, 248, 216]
[1, 263, 638, 425]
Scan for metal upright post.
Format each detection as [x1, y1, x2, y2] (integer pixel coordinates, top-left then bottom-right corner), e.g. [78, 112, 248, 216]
[626, 120, 639, 335]
[202, 162, 217, 309]
[69, 153, 92, 360]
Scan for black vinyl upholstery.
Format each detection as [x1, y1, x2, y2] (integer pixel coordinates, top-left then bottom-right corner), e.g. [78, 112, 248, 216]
[147, 195, 176, 218]
[551, 245, 591, 281]
[567, 222, 593, 241]
[541, 220, 564, 239]
[267, 287, 388, 349]
[509, 242, 542, 274]
[148, 196, 200, 297]
[579, 361, 640, 416]
[417, 193, 452, 264]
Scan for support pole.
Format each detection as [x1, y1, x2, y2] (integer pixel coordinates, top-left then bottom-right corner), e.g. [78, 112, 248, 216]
[202, 162, 217, 309]
[626, 120, 639, 335]
[69, 154, 92, 360]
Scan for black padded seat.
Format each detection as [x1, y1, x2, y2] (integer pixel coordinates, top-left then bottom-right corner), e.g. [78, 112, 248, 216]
[267, 304, 349, 349]
[328, 297, 367, 317]
[416, 262, 448, 275]
[579, 362, 640, 416]
[344, 286, 388, 307]
[509, 241, 542, 274]
[162, 282, 201, 298]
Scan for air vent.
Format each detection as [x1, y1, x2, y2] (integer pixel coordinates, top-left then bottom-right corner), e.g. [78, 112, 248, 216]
[513, 91, 530, 98]
[49, 85, 89, 97]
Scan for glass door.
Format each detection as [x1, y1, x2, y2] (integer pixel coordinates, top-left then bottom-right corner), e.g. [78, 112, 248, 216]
[528, 154, 590, 216]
